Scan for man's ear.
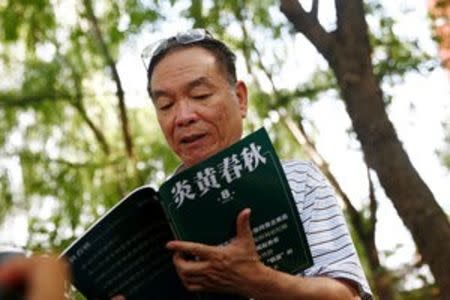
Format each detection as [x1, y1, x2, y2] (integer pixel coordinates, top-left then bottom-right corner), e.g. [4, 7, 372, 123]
[235, 80, 248, 118]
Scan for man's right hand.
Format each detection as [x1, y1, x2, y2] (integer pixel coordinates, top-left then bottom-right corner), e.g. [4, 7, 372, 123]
[166, 208, 262, 296]
[0, 256, 69, 300]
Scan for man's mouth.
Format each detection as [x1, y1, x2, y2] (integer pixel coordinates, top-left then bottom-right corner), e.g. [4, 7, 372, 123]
[180, 133, 206, 144]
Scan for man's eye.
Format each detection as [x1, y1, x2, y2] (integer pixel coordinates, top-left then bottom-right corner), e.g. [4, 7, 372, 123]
[192, 94, 211, 100]
[158, 101, 173, 111]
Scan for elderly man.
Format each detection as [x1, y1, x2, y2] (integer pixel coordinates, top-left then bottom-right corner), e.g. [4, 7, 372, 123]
[142, 28, 372, 300]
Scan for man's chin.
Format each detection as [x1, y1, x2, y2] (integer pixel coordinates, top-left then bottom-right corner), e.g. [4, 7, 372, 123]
[183, 155, 209, 168]
[181, 148, 219, 167]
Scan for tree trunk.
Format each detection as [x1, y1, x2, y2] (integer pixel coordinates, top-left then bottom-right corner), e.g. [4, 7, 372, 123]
[363, 166, 396, 300]
[244, 23, 397, 296]
[280, 0, 450, 298]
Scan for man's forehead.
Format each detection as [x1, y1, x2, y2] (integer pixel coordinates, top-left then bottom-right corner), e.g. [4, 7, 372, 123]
[149, 47, 222, 93]
[151, 76, 215, 99]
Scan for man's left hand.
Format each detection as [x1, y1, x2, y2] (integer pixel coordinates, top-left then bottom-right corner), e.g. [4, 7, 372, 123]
[166, 208, 262, 296]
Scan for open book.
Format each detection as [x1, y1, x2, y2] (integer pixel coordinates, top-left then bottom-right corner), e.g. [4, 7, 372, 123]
[62, 127, 313, 300]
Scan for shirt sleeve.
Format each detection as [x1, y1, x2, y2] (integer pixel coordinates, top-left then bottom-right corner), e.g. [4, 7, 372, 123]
[282, 160, 373, 300]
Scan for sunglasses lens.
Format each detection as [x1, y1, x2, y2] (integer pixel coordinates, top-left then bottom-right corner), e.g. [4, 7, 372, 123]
[141, 44, 154, 62]
[141, 39, 166, 71]
[142, 29, 211, 71]
[176, 29, 206, 44]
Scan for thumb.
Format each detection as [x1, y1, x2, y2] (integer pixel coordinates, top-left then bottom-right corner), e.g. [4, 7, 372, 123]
[236, 208, 253, 240]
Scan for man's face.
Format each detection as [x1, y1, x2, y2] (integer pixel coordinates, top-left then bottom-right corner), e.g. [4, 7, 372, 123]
[150, 46, 248, 167]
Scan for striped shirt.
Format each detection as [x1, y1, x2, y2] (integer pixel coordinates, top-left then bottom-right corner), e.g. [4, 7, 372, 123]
[283, 160, 373, 299]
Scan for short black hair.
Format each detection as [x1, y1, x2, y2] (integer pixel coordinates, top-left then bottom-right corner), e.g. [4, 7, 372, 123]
[147, 38, 237, 93]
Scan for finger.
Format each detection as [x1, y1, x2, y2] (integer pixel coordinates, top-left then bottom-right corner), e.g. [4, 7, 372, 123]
[181, 273, 207, 292]
[0, 256, 69, 300]
[111, 295, 126, 300]
[28, 256, 70, 300]
[0, 257, 31, 285]
[166, 241, 215, 258]
[236, 208, 253, 241]
[185, 274, 232, 293]
[184, 282, 204, 292]
[184, 274, 206, 285]
[172, 252, 209, 276]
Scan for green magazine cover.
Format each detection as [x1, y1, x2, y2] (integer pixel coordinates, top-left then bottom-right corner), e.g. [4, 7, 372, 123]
[62, 127, 312, 300]
[159, 127, 312, 273]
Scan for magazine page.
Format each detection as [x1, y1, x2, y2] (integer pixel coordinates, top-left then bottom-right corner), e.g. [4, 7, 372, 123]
[62, 186, 191, 300]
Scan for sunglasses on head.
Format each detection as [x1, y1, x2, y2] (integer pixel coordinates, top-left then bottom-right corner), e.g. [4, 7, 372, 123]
[141, 28, 214, 72]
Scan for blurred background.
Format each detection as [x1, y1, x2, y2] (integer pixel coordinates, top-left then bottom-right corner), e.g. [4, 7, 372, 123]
[0, 0, 449, 299]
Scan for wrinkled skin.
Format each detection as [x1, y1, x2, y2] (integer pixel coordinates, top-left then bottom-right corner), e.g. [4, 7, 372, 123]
[149, 46, 248, 168]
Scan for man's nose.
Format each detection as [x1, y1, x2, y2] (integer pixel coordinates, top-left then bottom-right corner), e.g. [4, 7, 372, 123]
[174, 100, 198, 127]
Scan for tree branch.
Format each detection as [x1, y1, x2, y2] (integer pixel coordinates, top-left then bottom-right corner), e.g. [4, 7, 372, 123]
[13, 150, 122, 168]
[71, 64, 111, 156]
[0, 87, 111, 157]
[51, 38, 113, 157]
[0, 92, 72, 108]
[311, 0, 319, 19]
[234, 4, 253, 75]
[334, 0, 369, 44]
[367, 165, 377, 231]
[71, 101, 111, 155]
[250, 42, 363, 229]
[280, 0, 335, 61]
[253, 46, 278, 94]
[82, 0, 135, 159]
[283, 116, 360, 220]
[250, 43, 372, 260]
